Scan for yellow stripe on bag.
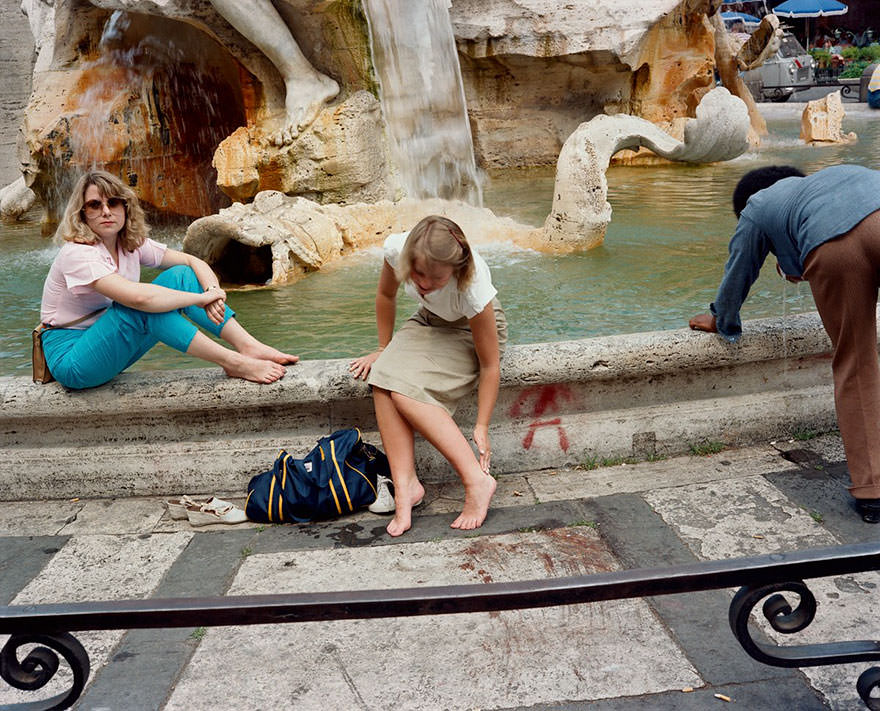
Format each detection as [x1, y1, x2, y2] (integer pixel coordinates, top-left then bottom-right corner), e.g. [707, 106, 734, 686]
[348, 463, 377, 497]
[330, 440, 353, 511]
[267, 475, 276, 522]
[328, 478, 342, 514]
[277, 492, 284, 522]
[281, 454, 289, 489]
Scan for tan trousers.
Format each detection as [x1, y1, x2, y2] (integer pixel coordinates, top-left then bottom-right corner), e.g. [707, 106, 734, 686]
[803, 209, 880, 499]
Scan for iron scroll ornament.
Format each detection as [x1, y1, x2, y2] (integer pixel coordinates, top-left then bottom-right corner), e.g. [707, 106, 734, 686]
[729, 580, 880, 710]
[0, 632, 90, 711]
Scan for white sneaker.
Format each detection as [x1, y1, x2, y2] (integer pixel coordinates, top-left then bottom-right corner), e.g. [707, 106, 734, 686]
[369, 475, 395, 514]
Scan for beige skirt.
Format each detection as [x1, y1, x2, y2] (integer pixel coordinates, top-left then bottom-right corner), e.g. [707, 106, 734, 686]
[367, 300, 507, 415]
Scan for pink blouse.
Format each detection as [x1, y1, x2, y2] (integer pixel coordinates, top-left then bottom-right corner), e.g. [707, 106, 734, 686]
[40, 238, 167, 328]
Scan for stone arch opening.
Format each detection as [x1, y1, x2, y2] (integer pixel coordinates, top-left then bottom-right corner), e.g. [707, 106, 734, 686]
[212, 240, 273, 286]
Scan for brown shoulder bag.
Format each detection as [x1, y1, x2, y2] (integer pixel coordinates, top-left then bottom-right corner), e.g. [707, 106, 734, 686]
[32, 309, 106, 384]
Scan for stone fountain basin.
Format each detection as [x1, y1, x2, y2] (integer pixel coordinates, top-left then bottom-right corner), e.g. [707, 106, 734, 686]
[1, 310, 861, 502]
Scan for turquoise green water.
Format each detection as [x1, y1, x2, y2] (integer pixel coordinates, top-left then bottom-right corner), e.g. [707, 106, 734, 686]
[2, 115, 878, 377]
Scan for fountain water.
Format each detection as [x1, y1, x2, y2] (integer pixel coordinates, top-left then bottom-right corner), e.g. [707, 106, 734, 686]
[363, 0, 483, 205]
[27, 10, 245, 224]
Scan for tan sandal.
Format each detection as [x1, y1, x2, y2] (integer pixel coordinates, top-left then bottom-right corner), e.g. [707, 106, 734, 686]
[165, 496, 238, 521]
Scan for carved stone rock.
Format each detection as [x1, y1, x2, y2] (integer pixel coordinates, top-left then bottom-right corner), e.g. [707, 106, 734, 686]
[800, 91, 857, 145]
[17, 0, 744, 221]
[185, 87, 750, 281]
[544, 87, 750, 251]
[0, 177, 37, 220]
[213, 91, 393, 204]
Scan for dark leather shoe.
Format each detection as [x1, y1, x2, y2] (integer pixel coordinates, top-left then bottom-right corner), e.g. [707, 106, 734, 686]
[854, 498, 880, 524]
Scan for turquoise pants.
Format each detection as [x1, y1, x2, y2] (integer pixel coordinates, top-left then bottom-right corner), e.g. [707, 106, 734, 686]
[42, 265, 234, 389]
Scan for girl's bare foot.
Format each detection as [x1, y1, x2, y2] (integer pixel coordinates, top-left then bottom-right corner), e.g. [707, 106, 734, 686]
[239, 343, 299, 365]
[387, 479, 425, 537]
[224, 354, 286, 384]
[450, 473, 496, 530]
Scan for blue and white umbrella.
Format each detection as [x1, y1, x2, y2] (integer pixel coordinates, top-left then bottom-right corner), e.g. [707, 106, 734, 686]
[772, 0, 848, 18]
[721, 10, 763, 23]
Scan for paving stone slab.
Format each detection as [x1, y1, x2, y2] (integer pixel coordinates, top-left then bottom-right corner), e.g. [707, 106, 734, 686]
[167, 529, 702, 710]
[504, 676, 829, 710]
[58, 497, 167, 535]
[527, 444, 798, 504]
[250, 500, 596, 554]
[76, 530, 257, 711]
[0, 532, 191, 707]
[765, 464, 878, 543]
[0, 535, 68, 605]
[0, 499, 83, 536]
[592, 493, 800, 688]
[645, 475, 880, 709]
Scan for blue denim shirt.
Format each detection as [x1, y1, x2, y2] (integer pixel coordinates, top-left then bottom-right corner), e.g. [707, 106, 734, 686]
[711, 164, 880, 341]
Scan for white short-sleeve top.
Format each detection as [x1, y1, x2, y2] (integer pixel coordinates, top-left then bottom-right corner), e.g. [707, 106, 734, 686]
[383, 231, 497, 322]
[40, 237, 167, 328]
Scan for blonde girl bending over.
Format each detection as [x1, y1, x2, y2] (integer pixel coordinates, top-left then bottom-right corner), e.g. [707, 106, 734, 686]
[350, 216, 507, 536]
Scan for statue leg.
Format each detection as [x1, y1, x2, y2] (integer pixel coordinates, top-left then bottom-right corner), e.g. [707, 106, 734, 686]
[209, 0, 339, 144]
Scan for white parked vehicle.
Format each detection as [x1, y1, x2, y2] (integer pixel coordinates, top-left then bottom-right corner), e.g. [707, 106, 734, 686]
[742, 31, 816, 102]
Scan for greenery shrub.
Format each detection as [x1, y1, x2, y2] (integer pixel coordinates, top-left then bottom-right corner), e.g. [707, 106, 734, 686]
[840, 60, 869, 78]
[841, 44, 880, 63]
[810, 48, 831, 67]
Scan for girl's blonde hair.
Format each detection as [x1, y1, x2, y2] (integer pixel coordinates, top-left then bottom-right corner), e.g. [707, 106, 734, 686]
[397, 215, 475, 290]
[56, 170, 149, 252]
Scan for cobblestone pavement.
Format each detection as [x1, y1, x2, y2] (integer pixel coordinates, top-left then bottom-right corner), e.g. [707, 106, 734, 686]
[1, 433, 878, 710]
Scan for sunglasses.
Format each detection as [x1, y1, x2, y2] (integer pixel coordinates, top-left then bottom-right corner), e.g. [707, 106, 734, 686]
[82, 197, 127, 215]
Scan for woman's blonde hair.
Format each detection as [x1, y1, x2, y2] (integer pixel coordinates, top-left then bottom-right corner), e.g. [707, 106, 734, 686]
[56, 170, 149, 252]
[397, 215, 475, 289]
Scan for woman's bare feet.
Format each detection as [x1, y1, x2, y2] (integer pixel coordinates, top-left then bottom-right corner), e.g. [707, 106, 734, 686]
[387, 479, 426, 537]
[450, 472, 497, 530]
[238, 343, 299, 365]
[224, 353, 286, 384]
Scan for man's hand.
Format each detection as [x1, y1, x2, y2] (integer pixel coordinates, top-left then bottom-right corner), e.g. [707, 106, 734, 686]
[689, 313, 718, 333]
[776, 262, 805, 283]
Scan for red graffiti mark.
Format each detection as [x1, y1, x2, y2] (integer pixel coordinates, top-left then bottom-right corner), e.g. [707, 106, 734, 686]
[511, 385, 576, 453]
[509, 385, 574, 418]
[521, 417, 570, 452]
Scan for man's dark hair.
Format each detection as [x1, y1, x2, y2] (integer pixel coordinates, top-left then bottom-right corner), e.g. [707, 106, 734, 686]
[732, 165, 805, 218]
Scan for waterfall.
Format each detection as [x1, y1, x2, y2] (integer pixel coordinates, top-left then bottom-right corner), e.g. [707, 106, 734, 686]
[363, 0, 483, 205]
[52, 10, 244, 219]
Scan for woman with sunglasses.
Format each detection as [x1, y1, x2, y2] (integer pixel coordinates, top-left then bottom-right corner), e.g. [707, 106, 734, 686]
[39, 170, 297, 389]
[349, 215, 507, 536]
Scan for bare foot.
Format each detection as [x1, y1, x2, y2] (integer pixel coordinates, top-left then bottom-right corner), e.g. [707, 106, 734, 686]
[450, 473, 497, 530]
[387, 479, 426, 537]
[224, 354, 286, 384]
[239, 343, 299, 365]
[268, 74, 340, 146]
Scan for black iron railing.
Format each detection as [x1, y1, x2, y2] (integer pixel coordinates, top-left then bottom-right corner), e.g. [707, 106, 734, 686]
[815, 66, 845, 84]
[2, 542, 879, 710]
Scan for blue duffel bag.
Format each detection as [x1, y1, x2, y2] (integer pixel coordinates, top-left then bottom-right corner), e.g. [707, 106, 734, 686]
[245, 428, 389, 523]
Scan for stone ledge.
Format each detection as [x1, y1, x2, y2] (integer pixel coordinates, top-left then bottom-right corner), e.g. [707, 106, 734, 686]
[1, 310, 868, 501]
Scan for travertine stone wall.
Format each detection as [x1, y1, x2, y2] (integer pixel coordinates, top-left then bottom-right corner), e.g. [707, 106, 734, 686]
[1, 312, 859, 502]
[0, 4, 34, 186]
